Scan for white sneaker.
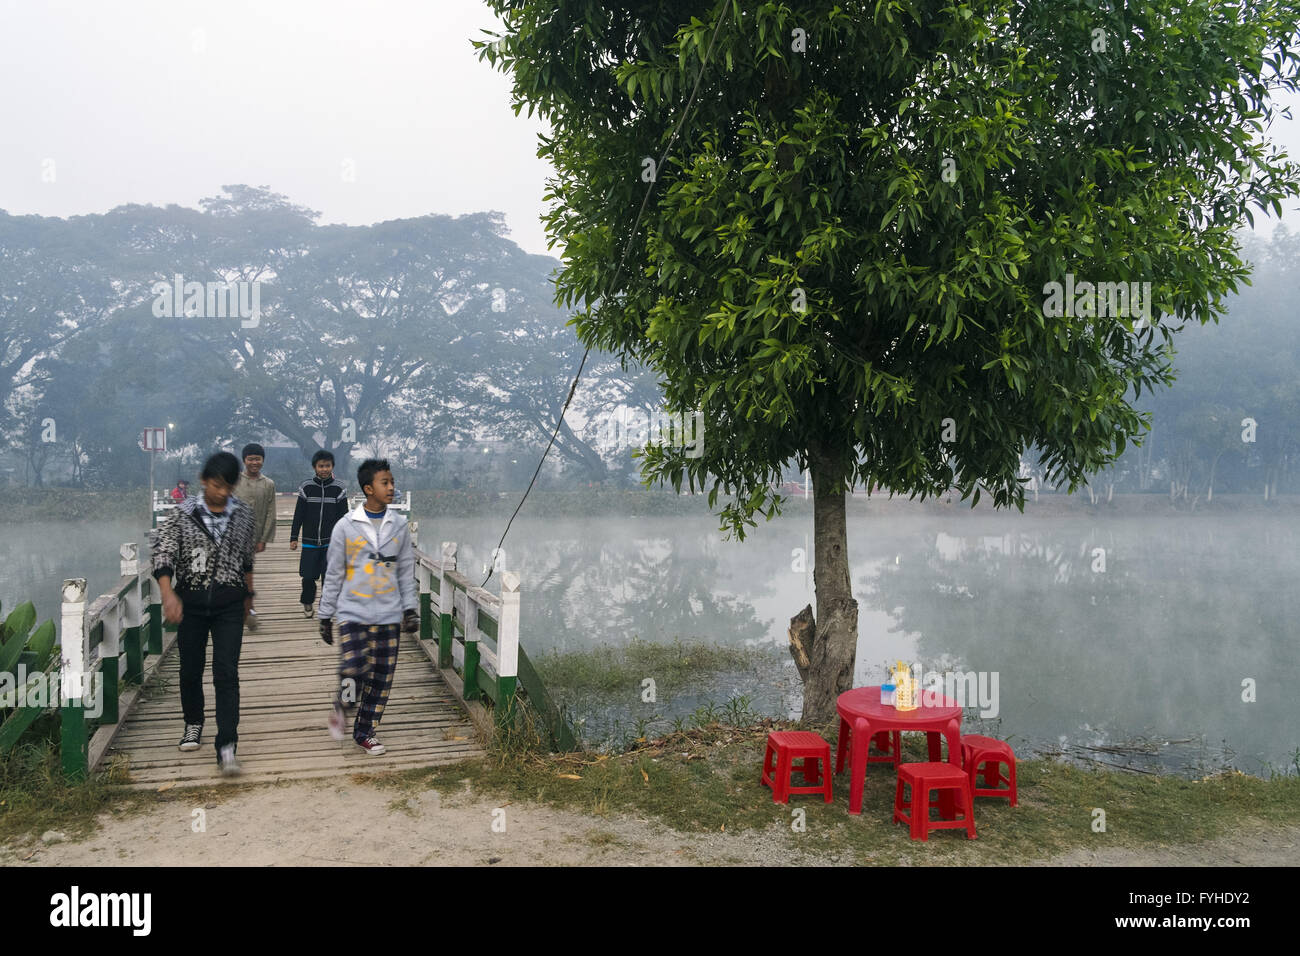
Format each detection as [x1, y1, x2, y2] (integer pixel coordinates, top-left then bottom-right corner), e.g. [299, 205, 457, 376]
[218, 744, 241, 776]
[328, 705, 346, 741]
[245, 608, 258, 631]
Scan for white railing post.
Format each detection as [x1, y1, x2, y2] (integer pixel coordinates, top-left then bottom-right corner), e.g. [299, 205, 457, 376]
[437, 542, 456, 669]
[120, 541, 138, 578]
[413, 532, 432, 643]
[59, 577, 90, 777]
[59, 578, 88, 705]
[121, 542, 144, 683]
[463, 588, 481, 699]
[498, 570, 520, 685]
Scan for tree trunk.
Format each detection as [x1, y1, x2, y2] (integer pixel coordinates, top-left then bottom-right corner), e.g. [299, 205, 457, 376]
[1205, 450, 1223, 504]
[787, 604, 814, 684]
[800, 446, 859, 724]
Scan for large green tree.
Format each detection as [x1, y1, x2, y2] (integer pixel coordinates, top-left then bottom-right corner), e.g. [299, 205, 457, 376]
[478, 0, 1300, 720]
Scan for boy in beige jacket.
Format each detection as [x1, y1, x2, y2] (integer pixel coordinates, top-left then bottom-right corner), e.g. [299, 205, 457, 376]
[234, 442, 276, 629]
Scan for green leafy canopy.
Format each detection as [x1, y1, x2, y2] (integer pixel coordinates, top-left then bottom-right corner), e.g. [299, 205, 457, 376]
[476, 0, 1300, 537]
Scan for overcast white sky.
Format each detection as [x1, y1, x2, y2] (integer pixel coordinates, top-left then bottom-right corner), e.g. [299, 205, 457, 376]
[2, 0, 1299, 257]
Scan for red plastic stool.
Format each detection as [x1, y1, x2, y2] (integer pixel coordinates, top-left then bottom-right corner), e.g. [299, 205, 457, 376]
[835, 719, 902, 772]
[892, 762, 977, 841]
[761, 731, 834, 804]
[960, 735, 1018, 806]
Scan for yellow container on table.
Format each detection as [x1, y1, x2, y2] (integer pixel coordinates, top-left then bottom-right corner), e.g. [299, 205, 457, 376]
[893, 661, 917, 711]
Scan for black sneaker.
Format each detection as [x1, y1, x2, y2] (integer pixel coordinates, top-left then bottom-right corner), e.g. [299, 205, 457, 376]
[178, 723, 202, 751]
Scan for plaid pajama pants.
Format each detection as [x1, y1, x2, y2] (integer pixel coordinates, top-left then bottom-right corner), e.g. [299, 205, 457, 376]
[337, 621, 400, 742]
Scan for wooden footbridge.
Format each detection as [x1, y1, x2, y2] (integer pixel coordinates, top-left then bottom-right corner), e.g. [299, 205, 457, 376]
[42, 493, 575, 787]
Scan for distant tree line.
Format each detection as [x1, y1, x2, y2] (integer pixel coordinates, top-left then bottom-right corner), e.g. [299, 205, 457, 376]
[0, 186, 663, 489]
[2, 188, 1297, 500]
[1018, 228, 1300, 506]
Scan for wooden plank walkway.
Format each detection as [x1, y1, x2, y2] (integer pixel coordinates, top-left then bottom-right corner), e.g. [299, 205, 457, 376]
[104, 496, 483, 787]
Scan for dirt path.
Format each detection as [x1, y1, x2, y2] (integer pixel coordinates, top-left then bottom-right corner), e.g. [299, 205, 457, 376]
[5, 777, 1298, 866]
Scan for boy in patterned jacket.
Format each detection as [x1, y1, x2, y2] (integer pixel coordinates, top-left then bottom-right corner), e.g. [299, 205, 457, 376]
[151, 451, 257, 775]
[317, 458, 418, 754]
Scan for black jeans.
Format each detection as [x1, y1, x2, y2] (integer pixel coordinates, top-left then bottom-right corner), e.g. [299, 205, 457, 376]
[299, 546, 329, 604]
[177, 599, 244, 752]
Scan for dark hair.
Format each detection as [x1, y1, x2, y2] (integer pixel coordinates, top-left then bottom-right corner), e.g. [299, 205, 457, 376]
[200, 451, 240, 487]
[241, 442, 265, 460]
[357, 458, 391, 495]
[311, 450, 335, 467]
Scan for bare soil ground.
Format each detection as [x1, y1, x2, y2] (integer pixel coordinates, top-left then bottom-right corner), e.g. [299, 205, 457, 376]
[5, 777, 1297, 867]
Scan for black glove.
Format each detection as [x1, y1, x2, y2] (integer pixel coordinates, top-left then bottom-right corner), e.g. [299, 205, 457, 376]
[401, 609, 419, 634]
[319, 619, 334, 645]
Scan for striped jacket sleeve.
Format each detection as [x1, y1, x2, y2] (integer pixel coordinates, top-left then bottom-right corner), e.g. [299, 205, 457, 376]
[151, 509, 182, 581]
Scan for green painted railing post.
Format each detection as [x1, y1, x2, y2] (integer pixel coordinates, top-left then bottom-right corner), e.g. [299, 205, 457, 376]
[462, 604, 481, 701]
[414, 527, 435, 644]
[147, 576, 163, 654]
[100, 656, 119, 725]
[437, 542, 456, 669]
[60, 698, 87, 781]
[494, 571, 521, 729]
[59, 578, 89, 781]
[123, 625, 143, 685]
[419, 586, 434, 643]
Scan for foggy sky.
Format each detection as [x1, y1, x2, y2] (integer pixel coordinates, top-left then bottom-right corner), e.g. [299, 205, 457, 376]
[2, 0, 1298, 259]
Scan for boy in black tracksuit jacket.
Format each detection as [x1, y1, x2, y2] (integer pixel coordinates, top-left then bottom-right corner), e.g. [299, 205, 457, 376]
[289, 450, 348, 614]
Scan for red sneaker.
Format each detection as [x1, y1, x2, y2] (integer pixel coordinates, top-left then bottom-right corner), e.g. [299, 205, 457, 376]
[355, 735, 386, 755]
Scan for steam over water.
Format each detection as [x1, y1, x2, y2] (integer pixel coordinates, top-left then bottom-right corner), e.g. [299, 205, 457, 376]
[6, 508, 1297, 775]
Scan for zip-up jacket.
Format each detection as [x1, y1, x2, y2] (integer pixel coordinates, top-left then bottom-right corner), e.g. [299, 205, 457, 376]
[150, 494, 257, 609]
[317, 504, 416, 625]
[289, 475, 348, 547]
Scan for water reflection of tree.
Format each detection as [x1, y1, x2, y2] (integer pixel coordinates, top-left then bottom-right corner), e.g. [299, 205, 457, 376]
[453, 521, 770, 655]
[861, 521, 1300, 771]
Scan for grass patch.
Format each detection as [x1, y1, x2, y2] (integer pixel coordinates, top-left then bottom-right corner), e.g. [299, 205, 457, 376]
[534, 638, 775, 695]
[533, 639, 792, 750]
[0, 733, 140, 847]
[390, 719, 1300, 865]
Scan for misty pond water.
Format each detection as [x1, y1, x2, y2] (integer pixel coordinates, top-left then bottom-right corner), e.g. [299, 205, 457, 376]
[3, 508, 1297, 777]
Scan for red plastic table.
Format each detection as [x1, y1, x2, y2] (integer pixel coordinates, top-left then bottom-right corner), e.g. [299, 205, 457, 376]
[836, 685, 963, 815]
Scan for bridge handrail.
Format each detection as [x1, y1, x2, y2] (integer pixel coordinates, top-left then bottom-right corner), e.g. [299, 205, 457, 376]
[57, 541, 166, 778]
[410, 529, 575, 750]
[154, 489, 413, 528]
[410, 532, 514, 713]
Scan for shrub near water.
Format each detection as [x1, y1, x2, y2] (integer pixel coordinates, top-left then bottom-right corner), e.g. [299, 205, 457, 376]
[533, 638, 791, 750]
[534, 637, 773, 694]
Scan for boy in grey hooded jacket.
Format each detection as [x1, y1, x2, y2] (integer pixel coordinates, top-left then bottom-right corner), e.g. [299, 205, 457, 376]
[317, 459, 418, 753]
